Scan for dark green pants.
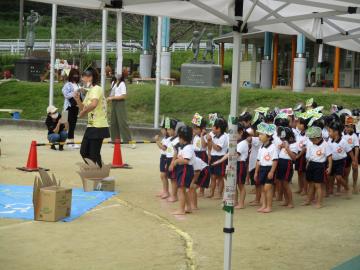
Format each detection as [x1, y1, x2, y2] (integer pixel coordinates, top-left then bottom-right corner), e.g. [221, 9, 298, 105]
[110, 100, 132, 142]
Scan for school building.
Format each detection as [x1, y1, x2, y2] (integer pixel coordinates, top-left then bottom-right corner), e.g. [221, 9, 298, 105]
[214, 31, 360, 91]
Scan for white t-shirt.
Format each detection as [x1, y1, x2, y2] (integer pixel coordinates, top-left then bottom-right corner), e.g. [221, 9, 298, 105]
[193, 134, 207, 152]
[193, 157, 208, 171]
[273, 133, 283, 151]
[293, 128, 301, 138]
[306, 140, 332, 163]
[249, 137, 262, 171]
[322, 128, 329, 141]
[177, 144, 195, 165]
[257, 143, 279, 166]
[296, 132, 308, 152]
[111, 81, 127, 97]
[237, 140, 249, 162]
[160, 137, 168, 155]
[279, 142, 298, 160]
[343, 133, 359, 150]
[329, 137, 352, 161]
[211, 133, 228, 156]
[166, 137, 179, 158]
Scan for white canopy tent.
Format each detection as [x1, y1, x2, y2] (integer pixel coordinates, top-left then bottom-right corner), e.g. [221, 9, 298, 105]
[28, 1, 360, 269]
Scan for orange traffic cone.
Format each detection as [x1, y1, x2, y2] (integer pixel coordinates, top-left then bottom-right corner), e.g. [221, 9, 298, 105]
[17, 141, 48, 172]
[111, 139, 131, 169]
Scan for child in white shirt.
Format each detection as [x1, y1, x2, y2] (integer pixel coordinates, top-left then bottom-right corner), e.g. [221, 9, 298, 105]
[254, 122, 278, 213]
[154, 122, 169, 199]
[207, 117, 228, 199]
[172, 126, 195, 215]
[304, 126, 332, 208]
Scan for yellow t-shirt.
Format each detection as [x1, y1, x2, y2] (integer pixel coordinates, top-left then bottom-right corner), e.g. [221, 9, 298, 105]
[83, 85, 109, 128]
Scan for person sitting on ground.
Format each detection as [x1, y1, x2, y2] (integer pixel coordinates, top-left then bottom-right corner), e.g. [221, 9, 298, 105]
[45, 105, 68, 151]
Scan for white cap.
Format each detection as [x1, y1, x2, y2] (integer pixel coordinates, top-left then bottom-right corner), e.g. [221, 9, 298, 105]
[46, 105, 58, 114]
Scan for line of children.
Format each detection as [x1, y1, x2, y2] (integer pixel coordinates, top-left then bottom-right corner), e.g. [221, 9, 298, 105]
[155, 100, 359, 215]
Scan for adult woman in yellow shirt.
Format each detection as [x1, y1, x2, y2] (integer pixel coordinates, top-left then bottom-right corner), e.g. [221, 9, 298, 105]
[75, 68, 110, 166]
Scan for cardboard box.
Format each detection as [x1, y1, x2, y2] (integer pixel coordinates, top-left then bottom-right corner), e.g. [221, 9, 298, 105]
[77, 158, 115, 192]
[33, 170, 72, 222]
[82, 177, 115, 192]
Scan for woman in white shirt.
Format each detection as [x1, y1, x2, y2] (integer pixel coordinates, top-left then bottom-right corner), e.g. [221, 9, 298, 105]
[62, 68, 82, 149]
[107, 73, 132, 144]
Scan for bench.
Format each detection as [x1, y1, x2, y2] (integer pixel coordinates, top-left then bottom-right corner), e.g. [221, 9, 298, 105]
[134, 77, 176, 86]
[0, 109, 23, 120]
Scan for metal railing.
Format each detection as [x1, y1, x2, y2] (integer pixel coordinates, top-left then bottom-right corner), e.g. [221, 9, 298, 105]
[0, 39, 234, 54]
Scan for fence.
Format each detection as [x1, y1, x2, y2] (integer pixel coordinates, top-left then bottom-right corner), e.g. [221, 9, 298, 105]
[0, 39, 234, 54]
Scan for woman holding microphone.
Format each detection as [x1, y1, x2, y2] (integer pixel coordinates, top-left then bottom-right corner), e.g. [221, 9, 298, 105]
[74, 67, 109, 167]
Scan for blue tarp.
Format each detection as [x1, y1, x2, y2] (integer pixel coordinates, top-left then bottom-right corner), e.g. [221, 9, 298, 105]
[0, 184, 118, 222]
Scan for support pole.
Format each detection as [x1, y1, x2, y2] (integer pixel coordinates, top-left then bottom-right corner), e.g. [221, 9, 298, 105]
[116, 10, 123, 75]
[143, 16, 151, 54]
[101, 9, 108, 91]
[293, 34, 306, 92]
[334, 47, 341, 92]
[161, 17, 171, 84]
[220, 42, 225, 83]
[140, 16, 152, 78]
[49, 4, 57, 106]
[223, 30, 242, 270]
[291, 35, 296, 89]
[19, 0, 24, 39]
[260, 32, 273, 89]
[264, 32, 272, 60]
[272, 33, 279, 88]
[154, 17, 162, 128]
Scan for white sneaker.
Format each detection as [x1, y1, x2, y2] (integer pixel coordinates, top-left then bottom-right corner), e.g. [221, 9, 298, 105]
[124, 144, 136, 149]
[67, 143, 80, 149]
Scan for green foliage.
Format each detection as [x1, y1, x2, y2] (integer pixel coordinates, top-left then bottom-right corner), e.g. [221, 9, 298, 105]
[1, 81, 360, 125]
[170, 70, 181, 81]
[0, 54, 21, 72]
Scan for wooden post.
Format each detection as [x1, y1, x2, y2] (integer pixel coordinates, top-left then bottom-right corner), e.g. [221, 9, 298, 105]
[334, 47, 341, 92]
[272, 34, 279, 88]
[291, 35, 296, 89]
[220, 42, 225, 83]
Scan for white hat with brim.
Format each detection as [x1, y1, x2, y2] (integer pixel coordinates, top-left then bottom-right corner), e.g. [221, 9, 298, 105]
[47, 105, 58, 114]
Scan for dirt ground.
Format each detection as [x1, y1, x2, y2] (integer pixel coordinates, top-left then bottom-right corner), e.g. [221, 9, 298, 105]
[0, 125, 360, 270]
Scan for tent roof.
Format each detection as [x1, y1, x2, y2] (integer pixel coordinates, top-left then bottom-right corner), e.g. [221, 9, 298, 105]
[214, 31, 294, 45]
[29, 0, 360, 52]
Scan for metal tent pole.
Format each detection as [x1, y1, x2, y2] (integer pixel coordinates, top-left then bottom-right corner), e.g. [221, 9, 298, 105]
[49, 4, 57, 106]
[154, 16, 162, 128]
[223, 30, 242, 270]
[101, 9, 108, 91]
[116, 10, 123, 75]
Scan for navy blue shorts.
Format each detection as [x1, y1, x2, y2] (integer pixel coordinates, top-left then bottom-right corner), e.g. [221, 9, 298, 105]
[237, 161, 247, 185]
[249, 169, 256, 186]
[160, 154, 167, 173]
[210, 155, 226, 176]
[345, 153, 352, 168]
[195, 150, 208, 164]
[295, 154, 306, 173]
[276, 158, 294, 182]
[196, 166, 210, 188]
[306, 161, 326, 183]
[331, 158, 346, 177]
[176, 164, 194, 188]
[166, 157, 176, 180]
[258, 166, 273, 185]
